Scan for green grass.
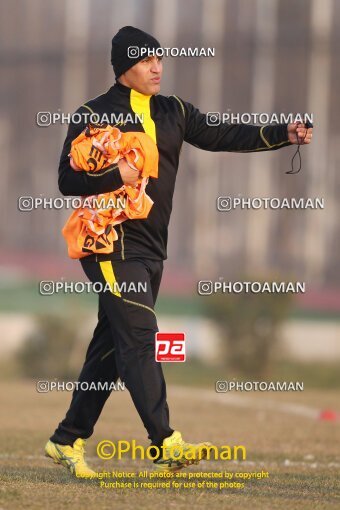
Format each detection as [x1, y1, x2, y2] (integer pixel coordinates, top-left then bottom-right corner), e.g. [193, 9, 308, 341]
[1, 282, 340, 321]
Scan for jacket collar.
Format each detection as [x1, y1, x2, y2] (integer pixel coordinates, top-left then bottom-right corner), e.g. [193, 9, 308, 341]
[113, 80, 132, 96]
[109, 80, 153, 99]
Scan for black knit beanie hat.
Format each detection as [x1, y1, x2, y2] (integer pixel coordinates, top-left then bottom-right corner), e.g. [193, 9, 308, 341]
[111, 26, 161, 79]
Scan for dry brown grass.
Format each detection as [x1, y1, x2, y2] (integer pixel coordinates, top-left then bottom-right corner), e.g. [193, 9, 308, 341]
[0, 381, 340, 510]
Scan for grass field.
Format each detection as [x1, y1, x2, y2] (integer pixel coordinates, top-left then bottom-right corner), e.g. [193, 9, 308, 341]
[1, 380, 339, 510]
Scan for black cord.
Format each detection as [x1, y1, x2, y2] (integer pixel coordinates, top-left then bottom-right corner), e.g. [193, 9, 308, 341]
[286, 121, 313, 175]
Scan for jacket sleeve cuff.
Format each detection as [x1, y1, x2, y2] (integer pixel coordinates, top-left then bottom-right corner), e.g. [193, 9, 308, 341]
[85, 164, 124, 194]
[260, 124, 292, 150]
[59, 163, 125, 197]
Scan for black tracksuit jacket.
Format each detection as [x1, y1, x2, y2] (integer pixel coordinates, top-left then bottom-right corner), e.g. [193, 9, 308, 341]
[58, 81, 291, 261]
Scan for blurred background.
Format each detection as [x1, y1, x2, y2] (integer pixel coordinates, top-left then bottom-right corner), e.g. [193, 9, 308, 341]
[0, 0, 339, 388]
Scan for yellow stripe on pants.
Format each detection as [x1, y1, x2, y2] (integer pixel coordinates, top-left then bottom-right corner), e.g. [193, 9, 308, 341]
[99, 261, 121, 297]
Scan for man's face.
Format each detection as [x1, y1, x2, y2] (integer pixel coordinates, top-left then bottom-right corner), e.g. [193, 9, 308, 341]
[118, 56, 163, 96]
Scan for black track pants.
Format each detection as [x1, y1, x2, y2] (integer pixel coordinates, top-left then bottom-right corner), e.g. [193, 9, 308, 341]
[50, 257, 174, 448]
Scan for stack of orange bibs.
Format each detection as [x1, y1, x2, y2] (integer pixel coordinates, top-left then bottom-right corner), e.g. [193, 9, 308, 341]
[62, 124, 158, 259]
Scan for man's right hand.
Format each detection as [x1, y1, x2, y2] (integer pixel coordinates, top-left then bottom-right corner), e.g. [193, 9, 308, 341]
[118, 158, 139, 186]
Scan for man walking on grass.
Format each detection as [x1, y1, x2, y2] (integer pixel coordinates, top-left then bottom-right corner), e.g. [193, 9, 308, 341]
[45, 26, 313, 477]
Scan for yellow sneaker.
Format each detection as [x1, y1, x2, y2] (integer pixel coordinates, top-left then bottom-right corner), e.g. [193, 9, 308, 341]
[45, 438, 96, 478]
[153, 430, 212, 472]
